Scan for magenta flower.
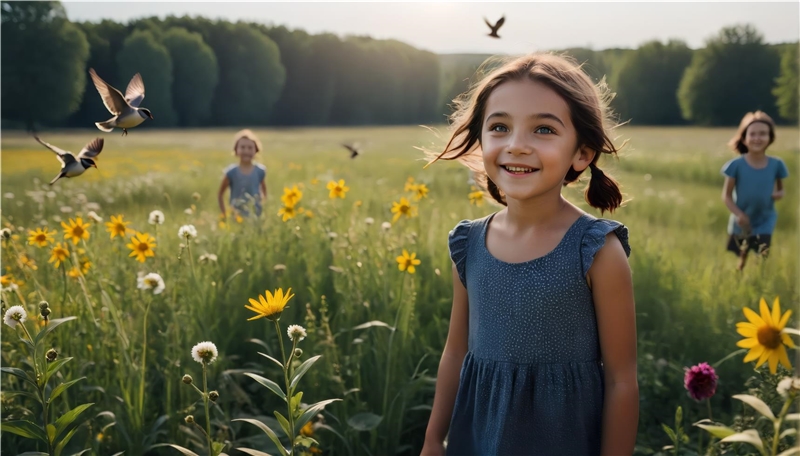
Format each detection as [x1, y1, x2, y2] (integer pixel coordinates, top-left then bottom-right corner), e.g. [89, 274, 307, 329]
[684, 362, 718, 401]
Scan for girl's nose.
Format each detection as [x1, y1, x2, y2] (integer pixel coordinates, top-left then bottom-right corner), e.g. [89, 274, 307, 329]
[507, 133, 532, 155]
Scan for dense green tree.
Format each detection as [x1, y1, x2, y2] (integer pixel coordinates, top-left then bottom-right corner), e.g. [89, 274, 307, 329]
[161, 27, 219, 126]
[772, 44, 799, 122]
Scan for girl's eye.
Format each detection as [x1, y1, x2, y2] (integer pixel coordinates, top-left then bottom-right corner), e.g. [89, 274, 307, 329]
[489, 124, 508, 133]
[535, 126, 555, 134]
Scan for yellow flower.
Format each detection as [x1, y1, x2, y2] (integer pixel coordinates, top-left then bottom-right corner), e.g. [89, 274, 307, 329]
[468, 190, 484, 206]
[404, 176, 416, 192]
[127, 232, 156, 263]
[412, 183, 429, 201]
[391, 197, 418, 222]
[19, 254, 37, 271]
[48, 242, 70, 268]
[396, 249, 421, 274]
[310, 178, 319, 186]
[304, 210, 314, 219]
[62, 217, 90, 244]
[354, 200, 363, 208]
[278, 205, 297, 222]
[327, 179, 350, 199]
[736, 297, 795, 374]
[28, 227, 56, 247]
[245, 287, 294, 321]
[67, 267, 81, 279]
[281, 185, 303, 207]
[0, 274, 12, 287]
[235, 213, 243, 224]
[80, 258, 91, 274]
[300, 421, 314, 437]
[105, 215, 131, 239]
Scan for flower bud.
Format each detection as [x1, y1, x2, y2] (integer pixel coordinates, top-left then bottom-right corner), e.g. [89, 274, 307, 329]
[208, 391, 219, 402]
[46, 349, 58, 362]
[182, 374, 193, 385]
[185, 415, 194, 424]
[38, 301, 50, 312]
[294, 348, 303, 358]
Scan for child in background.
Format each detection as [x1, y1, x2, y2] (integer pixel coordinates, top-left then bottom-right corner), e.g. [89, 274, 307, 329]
[722, 111, 788, 270]
[421, 53, 638, 456]
[218, 129, 267, 218]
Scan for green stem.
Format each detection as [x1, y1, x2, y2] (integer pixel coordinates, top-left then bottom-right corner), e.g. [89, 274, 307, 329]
[203, 362, 213, 455]
[273, 319, 296, 451]
[138, 295, 152, 431]
[60, 262, 67, 313]
[382, 274, 406, 420]
[706, 398, 713, 422]
[771, 394, 795, 456]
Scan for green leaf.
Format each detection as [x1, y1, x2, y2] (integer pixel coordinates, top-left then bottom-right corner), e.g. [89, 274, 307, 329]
[68, 450, 91, 456]
[236, 449, 273, 456]
[777, 447, 800, 456]
[47, 424, 56, 443]
[54, 426, 81, 456]
[211, 441, 227, 456]
[149, 444, 200, 456]
[5, 389, 40, 402]
[695, 423, 736, 439]
[53, 402, 94, 440]
[18, 452, 50, 456]
[350, 320, 394, 331]
[785, 413, 800, 421]
[48, 377, 85, 403]
[45, 357, 74, 384]
[33, 317, 77, 346]
[244, 373, 286, 401]
[347, 412, 383, 431]
[294, 399, 341, 436]
[0, 420, 47, 442]
[1, 367, 38, 388]
[290, 392, 303, 417]
[661, 424, 677, 444]
[290, 355, 321, 390]
[780, 428, 797, 439]
[257, 352, 284, 369]
[733, 394, 776, 421]
[273, 411, 291, 438]
[232, 419, 287, 456]
[720, 429, 764, 452]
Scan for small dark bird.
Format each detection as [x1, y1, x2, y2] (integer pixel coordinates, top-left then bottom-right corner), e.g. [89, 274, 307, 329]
[342, 143, 360, 159]
[89, 68, 153, 136]
[485, 16, 505, 38]
[35, 136, 104, 185]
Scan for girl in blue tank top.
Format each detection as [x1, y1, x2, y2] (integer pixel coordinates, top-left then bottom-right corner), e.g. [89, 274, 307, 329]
[421, 54, 639, 456]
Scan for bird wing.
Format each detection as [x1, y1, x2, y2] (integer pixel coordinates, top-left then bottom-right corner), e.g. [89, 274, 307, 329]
[125, 73, 146, 107]
[496, 16, 505, 29]
[34, 135, 73, 167]
[78, 137, 104, 160]
[89, 68, 128, 115]
[484, 17, 494, 29]
[342, 143, 358, 154]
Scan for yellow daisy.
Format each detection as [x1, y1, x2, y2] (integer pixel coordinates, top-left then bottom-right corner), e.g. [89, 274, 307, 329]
[281, 185, 303, 207]
[127, 232, 156, 263]
[404, 176, 416, 192]
[396, 249, 421, 274]
[327, 179, 350, 199]
[278, 205, 297, 222]
[105, 215, 131, 239]
[412, 183, 429, 201]
[245, 287, 294, 321]
[48, 242, 70, 268]
[62, 217, 90, 244]
[304, 210, 314, 219]
[468, 190, 484, 206]
[19, 254, 37, 271]
[310, 178, 319, 186]
[0, 274, 12, 287]
[28, 227, 56, 247]
[736, 297, 795, 374]
[300, 421, 314, 437]
[391, 197, 418, 222]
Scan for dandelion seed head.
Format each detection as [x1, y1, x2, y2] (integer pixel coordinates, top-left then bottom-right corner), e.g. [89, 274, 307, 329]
[87, 211, 103, 223]
[178, 225, 198, 240]
[365, 217, 374, 225]
[287, 324, 307, 341]
[777, 377, 800, 397]
[3, 305, 27, 328]
[381, 222, 391, 231]
[137, 273, 165, 295]
[191, 341, 218, 364]
[148, 210, 165, 225]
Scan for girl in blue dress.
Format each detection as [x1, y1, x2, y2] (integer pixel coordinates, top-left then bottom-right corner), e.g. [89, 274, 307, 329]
[421, 54, 639, 456]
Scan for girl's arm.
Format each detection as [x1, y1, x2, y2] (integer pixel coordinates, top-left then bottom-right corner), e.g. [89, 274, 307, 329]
[590, 233, 638, 456]
[218, 176, 230, 216]
[722, 176, 750, 230]
[421, 264, 469, 455]
[773, 178, 784, 200]
[260, 179, 267, 201]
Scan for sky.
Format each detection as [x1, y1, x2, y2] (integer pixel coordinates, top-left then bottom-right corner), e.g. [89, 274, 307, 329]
[63, 1, 799, 54]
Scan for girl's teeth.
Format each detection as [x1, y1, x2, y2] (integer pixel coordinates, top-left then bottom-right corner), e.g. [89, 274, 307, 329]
[505, 166, 533, 173]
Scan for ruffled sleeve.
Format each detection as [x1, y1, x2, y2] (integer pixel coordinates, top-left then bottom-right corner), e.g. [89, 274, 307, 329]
[580, 219, 631, 278]
[448, 219, 472, 287]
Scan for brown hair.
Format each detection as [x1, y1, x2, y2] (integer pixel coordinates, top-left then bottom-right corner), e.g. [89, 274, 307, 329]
[232, 129, 262, 154]
[425, 53, 624, 213]
[728, 111, 775, 155]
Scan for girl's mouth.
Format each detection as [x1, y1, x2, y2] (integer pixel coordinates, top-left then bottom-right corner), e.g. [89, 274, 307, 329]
[501, 165, 539, 175]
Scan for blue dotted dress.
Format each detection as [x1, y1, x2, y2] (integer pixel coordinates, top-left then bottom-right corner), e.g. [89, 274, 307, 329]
[445, 212, 630, 456]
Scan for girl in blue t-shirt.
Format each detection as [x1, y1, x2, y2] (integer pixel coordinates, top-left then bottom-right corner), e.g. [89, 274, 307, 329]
[217, 129, 267, 218]
[722, 111, 789, 270]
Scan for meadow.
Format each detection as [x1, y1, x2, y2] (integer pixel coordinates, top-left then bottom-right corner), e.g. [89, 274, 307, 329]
[1, 125, 798, 455]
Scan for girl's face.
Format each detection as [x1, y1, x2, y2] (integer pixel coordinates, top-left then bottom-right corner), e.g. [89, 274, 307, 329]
[743, 122, 771, 154]
[235, 138, 257, 163]
[480, 79, 593, 203]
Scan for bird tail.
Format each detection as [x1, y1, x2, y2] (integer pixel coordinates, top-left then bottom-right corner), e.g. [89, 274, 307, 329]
[95, 121, 114, 132]
[49, 173, 65, 185]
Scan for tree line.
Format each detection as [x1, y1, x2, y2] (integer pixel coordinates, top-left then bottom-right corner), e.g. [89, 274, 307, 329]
[2, 1, 797, 130]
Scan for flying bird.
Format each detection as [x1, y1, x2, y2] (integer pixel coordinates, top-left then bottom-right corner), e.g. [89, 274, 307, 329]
[484, 16, 505, 38]
[342, 143, 361, 159]
[35, 135, 104, 185]
[89, 68, 153, 136]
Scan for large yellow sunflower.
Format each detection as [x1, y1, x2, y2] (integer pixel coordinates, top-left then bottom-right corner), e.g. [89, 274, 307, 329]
[48, 242, 70, 268]
[28, 227, 56, 248]
[736, 297, 794, 374]
[62, 217, 90, 244]
[245, 288, 294, 321]
[105, 215, 131, 239]
[391, 197, 417, 222]
[326, 179, 350, 199]
[127, 232, 156, 263]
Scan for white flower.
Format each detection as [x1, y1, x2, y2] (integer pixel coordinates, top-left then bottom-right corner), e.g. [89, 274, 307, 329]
[2, 283, 20, 294]
[365, 217, 375, 225]
[192, 192, 201, 201]
[46, 191, 56, 199]
[184, 207, 194, 215]
[148, 210, 165, 225]
[777, 377, 800, 397]
[178, 224, 198, 240]
[328, 232, 338, 240]
[3, 305, 27, 328]
[137, 273, 165, 295]
[85, 202, 101, 211]
[191, 341, 218, 364]
[287, 325, 307, 341]
[59, 206, 73, 213]
[87, 211, 103, 223]
[4, 192, 14, 199]
[198, 253, 218, 264]
[381, 222, 391, 232]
